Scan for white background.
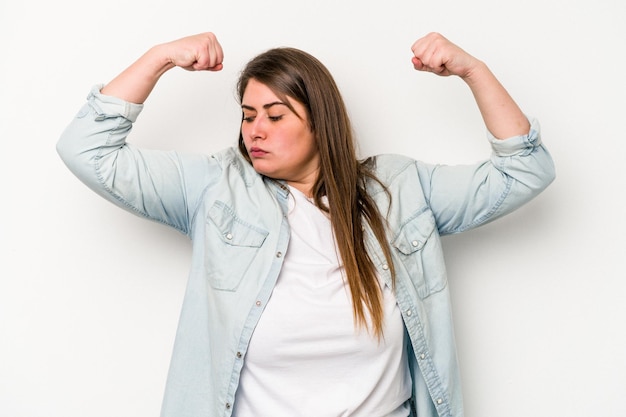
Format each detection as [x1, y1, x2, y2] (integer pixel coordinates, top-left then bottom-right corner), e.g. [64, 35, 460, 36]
[1, 0, 624, 416]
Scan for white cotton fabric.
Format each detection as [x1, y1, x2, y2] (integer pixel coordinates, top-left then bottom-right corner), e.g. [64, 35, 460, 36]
[232, 186, 411, 417]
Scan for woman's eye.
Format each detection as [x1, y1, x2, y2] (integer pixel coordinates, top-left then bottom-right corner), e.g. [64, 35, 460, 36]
[242, 115, 254, 123]
[268, 115, 284, 122]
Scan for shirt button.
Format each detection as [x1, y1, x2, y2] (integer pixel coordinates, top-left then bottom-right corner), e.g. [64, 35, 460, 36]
[256, 300, 262, 307]
[411, 240, 419, 247]
[406, 309, 412, 316]
[236, 352, 242, 358]
[420, 353, 426, 360]
[382, 264, 389, 270]
[436, 398, 443, 405]
[225, 403, 231, 409]
[276, 251, 282, 258]
[225, 233, 233, 240]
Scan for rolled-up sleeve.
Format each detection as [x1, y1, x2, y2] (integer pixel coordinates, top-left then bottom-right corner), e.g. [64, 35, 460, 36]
[56, 85, 218, 235]
[417, 117, 556, 235]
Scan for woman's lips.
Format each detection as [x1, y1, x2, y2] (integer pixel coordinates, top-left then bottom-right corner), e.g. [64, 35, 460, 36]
[249, 147, 268, 158]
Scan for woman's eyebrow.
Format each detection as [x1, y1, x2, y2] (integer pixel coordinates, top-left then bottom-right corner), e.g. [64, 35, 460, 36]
[241, 102, 287, 111]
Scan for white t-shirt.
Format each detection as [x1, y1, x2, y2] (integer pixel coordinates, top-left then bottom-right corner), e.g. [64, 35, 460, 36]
[232, 187, 411, 417]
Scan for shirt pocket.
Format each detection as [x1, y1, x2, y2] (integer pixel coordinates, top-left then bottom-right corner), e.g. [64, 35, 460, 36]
[204, 201, 269, 291]
[392, 209, 447, 299]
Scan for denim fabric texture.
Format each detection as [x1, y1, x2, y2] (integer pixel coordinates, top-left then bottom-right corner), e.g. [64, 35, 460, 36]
[57, 86, 555, 417]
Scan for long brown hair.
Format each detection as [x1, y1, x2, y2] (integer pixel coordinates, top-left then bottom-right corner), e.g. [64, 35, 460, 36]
[237, 47, 395, 337]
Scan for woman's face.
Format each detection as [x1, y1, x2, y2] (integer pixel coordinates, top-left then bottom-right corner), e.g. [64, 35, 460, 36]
[241, 79, 320, 196]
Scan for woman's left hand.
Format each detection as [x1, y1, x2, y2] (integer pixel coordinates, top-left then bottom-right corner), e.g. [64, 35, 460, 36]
[410, 32, 480, 79]
[410, 32, 530, 139]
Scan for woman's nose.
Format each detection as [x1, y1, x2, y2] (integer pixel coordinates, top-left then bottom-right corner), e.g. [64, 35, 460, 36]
[249, 117, 267, 140]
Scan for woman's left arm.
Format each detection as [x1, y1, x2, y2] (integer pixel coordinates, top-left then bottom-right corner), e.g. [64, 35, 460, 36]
[411, 32, 529, 139]
[410, 33, 555, 234]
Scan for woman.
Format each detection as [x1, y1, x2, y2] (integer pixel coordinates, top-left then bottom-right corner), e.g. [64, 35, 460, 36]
[57, 32, 555, 417]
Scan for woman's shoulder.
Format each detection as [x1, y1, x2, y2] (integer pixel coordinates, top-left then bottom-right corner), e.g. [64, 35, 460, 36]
[211, 147, 252, 170]
[210, 147, 263, 185]
[367, 153, 418, 180]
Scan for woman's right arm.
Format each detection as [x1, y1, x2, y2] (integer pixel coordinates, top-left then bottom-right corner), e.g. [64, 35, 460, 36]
[101, 32, 224, 103]
[56, 33, 225, 235]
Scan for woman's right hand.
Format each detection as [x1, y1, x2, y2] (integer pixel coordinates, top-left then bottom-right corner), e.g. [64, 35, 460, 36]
[101, 32, 224, 104]
[159, 32, 224, 72]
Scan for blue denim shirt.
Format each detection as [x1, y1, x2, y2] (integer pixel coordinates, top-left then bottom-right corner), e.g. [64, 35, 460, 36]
[57, 86, 555, 417]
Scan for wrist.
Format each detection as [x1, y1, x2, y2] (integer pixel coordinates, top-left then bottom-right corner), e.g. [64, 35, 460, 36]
[144, 44, 177, 78]
[461, 59, 490, 85]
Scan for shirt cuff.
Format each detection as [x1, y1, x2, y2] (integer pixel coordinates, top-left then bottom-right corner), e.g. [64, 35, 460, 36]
[487, 116, 542, 157]
[86, 84, 144, 123]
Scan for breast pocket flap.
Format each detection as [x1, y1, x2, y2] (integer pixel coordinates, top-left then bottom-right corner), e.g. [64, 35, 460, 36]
[208, 203, 268, 248]
[393, 210, 436, 255]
